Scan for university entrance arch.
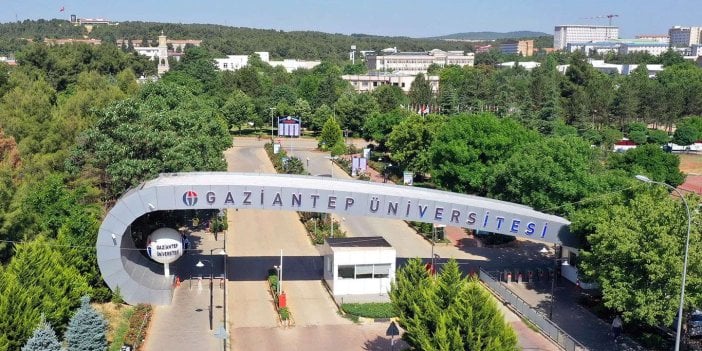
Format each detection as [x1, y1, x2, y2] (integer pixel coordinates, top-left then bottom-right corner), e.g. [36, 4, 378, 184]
[97, 172, 572, 305]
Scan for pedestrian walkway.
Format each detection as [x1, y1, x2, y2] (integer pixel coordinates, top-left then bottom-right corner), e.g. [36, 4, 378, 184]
[142, 226, 227, 351]
[506, 279, 646, 351]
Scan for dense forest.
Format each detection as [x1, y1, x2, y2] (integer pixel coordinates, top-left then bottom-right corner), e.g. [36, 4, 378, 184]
[0, 18, 701, 349]
[0, 19, 481, 59]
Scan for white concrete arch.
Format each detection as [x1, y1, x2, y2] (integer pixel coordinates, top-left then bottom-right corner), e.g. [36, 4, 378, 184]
[97, 172, 573, 305]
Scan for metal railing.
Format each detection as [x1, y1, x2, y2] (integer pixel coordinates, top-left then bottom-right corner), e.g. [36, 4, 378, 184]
[479, 268, 587, 351]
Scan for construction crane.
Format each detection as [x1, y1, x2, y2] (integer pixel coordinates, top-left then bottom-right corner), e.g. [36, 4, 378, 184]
[582, 14, 620, 26]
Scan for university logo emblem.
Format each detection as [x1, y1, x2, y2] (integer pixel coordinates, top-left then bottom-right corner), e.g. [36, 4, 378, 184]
[182, 191, 198, 206]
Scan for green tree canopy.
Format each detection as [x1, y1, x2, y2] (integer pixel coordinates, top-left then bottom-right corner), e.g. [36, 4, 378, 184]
[608, 144, 685, 187]
[490, 135, 599, 215]
[577, 188, 701, 326]
[362, 109, 412, 150]
[408, 73, 433, 107]
[318, 117, 344, 151]
[387, 113, 445, 176]
[372, 84, 407, 113]
[0, 237, 90, 351]
[391, 259, 518, 350]
[428, 113, 536, 195]
[67, 82, 231, 198]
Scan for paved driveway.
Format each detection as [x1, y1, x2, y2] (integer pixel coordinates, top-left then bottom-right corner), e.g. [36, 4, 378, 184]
[225, 138, 346, 332]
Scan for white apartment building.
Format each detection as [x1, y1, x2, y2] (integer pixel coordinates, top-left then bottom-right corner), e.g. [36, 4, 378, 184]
[669, 26, 702, 47]
[566, 39, 669, 57]
[342, 73, 440, 94]
[692, 45, 702, 57]
[214, 52, 320, 73]
[619, 42, 670, 56]
[365, 49, 474, 74]
[554, 25, 619, 50]
[635, 34, 669, 44]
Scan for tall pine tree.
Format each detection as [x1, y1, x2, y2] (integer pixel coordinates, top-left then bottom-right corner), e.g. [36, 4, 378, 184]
[22, 317, 62, 351]
[65, 296, 107, 351]
[0, 237, 90, 351]
[391, 258, 518, 351]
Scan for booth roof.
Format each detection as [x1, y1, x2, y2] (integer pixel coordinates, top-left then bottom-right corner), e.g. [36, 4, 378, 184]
[327, 236, 391, 248]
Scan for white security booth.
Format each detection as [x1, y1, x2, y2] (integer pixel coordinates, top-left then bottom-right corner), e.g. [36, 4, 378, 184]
[323, 237, 396, 301]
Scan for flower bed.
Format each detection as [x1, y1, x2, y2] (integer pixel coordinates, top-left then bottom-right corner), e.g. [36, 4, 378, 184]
[268, 269, 292, 326]
[123, 304, 152, 349]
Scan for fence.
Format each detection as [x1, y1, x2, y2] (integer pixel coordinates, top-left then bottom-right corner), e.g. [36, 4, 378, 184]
[479, 268, 586, 351]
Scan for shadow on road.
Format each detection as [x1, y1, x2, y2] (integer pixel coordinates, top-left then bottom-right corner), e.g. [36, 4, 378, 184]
[226, 256, 324, 281]
[363, 336, 407, 351]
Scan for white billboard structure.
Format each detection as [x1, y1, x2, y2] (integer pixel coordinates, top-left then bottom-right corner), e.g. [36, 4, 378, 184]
[97, 172, 573, 305]
[278, 116, 301, 137]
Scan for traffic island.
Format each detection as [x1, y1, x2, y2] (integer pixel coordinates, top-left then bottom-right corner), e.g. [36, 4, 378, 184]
[267, 270, 294, 327]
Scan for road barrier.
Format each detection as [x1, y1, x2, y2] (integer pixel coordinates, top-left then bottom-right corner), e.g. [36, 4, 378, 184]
[479, 268, 586, 351]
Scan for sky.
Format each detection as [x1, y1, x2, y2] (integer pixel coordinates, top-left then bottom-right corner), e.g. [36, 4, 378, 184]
[1, 0, 700, 39]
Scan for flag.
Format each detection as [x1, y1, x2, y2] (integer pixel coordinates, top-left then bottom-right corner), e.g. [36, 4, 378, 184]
[59, 6, 64, 12]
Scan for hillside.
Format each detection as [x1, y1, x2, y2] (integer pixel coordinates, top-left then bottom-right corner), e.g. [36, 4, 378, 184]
[0, 19, 477, 60]
[430, 31, 550, 40]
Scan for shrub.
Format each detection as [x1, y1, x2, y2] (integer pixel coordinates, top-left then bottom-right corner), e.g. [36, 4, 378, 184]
[279, 307, 290, 321]
[111, 286, 124, 305]
[268, 275, 279, 294]
[341, 303, 396, 319]
[647, 129, 669, 145]
[333, 157, 351, 175]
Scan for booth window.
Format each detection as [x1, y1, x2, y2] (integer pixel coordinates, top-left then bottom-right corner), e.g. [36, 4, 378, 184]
[356, 264, 374, 279]
[374, 264, 391, 278]
[338, 265, 355, 279]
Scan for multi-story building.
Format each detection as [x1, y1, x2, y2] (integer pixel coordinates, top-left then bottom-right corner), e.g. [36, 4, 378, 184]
[214, 52, 320, 73]
[567, 39, 670, 57]
[618, 42, 670, 56]
[635, 34, 669, 44]
[691, 44, 702, 57]
[44, 38, 102, 45]
[133, 32, 170, 75]
[365, 49, 474, 74]
[500, 40, 534, 56]
[668, 26, 702, 47]
[475, 45, 492, 53]
[554, 25, 619, 50]
[342, 73, 439, 94]
[566, 41, 619, 55]
[69, 14, 117, 32]
[118, 38, 202, 52]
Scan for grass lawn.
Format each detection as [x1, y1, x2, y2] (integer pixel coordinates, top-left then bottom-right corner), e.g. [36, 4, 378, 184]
[679, 153, 702, 174]
[341, 302, 396, 319]
[95, 303, 135, 351]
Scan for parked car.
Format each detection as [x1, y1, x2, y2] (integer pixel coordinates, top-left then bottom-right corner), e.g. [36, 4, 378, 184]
[690, 310, 702, 338]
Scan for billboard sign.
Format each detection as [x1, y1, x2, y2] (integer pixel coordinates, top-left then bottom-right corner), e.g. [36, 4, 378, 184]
[278, 116, 301, 137]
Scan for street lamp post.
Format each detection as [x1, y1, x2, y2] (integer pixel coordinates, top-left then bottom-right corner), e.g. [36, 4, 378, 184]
[540, 246, 569, 320]
[207, 247, 227, 350]
[325, 155, 339, 238]
[269, 107, 277, 140]
[431, 224, 445, 276]
[273, 249, 283, 295]
[635, 174, 692, 351]
[196, 259, 214, 330]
